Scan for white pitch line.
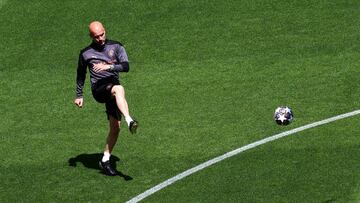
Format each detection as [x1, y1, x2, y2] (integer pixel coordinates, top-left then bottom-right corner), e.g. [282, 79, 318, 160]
[127, 109, 360, 203]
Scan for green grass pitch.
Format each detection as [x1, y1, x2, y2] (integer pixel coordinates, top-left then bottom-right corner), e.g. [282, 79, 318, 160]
[0, 0, 359, 202]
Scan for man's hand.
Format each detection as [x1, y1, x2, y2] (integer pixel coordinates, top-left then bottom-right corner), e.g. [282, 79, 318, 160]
[74, 98, 84, 108]
[93, 63, 111, 73]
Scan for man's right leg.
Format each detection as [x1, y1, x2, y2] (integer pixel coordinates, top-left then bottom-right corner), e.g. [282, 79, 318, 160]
[104, 116, 120, 155]
[99, 116, 120, 176]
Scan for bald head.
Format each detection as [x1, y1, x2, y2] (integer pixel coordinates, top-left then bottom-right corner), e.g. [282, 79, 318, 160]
[89, 21, 106, 45]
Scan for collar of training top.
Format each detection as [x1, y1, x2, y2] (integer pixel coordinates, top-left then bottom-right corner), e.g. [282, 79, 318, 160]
[91, 39, 108, 51]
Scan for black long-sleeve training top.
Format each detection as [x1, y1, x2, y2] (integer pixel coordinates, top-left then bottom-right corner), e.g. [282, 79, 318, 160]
[76, 39, 129, 98]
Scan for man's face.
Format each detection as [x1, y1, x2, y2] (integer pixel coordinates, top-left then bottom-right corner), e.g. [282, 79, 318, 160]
[90, 28, 106, 45]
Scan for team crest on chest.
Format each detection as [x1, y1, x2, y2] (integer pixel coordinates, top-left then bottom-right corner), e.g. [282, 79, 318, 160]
[108, 49, 115, 57]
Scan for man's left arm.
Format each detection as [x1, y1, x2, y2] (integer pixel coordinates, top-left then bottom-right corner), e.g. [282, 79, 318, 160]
[109, 61, 129, 72]
[111, 45, 129, 72]
[93, 45, 130, 73]
[93, 61, 129, 73]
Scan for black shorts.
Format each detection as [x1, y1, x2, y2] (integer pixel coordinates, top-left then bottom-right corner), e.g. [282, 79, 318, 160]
[92, 77, 122, 120]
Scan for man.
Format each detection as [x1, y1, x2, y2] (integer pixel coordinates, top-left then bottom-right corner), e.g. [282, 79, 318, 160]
[74, 21, 138, 176]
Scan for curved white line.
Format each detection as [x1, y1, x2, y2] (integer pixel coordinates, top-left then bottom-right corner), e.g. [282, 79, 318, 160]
[127, 109, 360, 203]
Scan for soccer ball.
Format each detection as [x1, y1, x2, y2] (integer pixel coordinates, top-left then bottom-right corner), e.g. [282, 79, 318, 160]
[274, 106, 293, 125]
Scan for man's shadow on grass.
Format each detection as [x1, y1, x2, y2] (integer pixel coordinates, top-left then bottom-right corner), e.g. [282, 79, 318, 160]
[68, 153, 133, 181]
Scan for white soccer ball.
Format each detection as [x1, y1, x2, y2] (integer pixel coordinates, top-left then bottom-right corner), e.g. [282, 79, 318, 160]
[274, 106, 293, 125]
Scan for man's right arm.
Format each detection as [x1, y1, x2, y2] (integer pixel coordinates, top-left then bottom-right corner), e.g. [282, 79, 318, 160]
[75, 52, 87, 107]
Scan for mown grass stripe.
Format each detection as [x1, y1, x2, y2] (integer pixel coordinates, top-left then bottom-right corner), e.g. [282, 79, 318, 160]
[0, 0, 7, 9]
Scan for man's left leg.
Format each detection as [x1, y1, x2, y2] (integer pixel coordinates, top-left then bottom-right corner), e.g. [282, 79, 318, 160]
[99, 116, 120, 176]
[111, 85, 138, 134]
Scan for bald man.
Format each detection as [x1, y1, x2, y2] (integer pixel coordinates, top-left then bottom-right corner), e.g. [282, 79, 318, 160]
[75, 21, 138, 176]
